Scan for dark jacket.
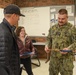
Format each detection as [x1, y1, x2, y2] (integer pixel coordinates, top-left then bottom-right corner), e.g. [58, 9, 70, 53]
[0, 64, 10, 75]
[0, 19, 20, 75]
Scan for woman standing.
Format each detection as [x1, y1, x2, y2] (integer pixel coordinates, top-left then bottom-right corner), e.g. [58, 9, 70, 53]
[16, 26, 35, 75]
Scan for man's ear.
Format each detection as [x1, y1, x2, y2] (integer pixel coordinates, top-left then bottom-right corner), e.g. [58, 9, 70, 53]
[67, 15, 68, 18]
[11, 14, 16, 19]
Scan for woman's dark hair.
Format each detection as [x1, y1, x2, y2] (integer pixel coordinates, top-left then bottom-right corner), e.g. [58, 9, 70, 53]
[16, 26, 26, 37]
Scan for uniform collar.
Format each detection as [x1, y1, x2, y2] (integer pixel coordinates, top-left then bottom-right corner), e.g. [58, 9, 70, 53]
[57, 22, 68, 28]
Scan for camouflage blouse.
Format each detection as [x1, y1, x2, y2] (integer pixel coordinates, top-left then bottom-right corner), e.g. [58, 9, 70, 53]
[46, 22, 76, 51]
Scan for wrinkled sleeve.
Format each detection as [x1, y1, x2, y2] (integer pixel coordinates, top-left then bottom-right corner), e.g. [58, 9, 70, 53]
[26, 36, 35, 52]
[17, 39, 25, 54]
[45, 27, 52, 48]
[68, 27, 76, 51]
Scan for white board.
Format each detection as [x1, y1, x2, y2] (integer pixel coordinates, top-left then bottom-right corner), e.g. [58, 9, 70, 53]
[18, 7, 50, 36]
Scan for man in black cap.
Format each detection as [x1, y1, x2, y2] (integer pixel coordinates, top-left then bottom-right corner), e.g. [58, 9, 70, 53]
[0, 4, 25, 75]
[4, 4, 25, 17]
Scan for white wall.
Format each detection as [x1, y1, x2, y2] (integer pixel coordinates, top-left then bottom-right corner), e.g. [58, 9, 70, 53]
[0, 8, 4, 23]
[18, 7, 50, 36]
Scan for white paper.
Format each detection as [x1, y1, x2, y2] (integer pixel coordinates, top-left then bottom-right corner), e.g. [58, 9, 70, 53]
[50, 9, 56, 12]
[55, 14, 58, 19]
[51, 14, 54, 19]
[66, 6, 72, 13]
[68, 13, 74, 16]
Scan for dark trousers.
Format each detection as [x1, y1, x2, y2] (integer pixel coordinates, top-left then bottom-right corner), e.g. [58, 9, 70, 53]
[20, 57, 33, 75]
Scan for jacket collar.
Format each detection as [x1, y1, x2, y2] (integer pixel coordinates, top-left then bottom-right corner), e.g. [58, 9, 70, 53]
[2, 18, 16, 32]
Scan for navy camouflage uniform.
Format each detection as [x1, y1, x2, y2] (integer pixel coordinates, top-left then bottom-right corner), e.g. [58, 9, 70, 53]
[46, 22, 76, 75]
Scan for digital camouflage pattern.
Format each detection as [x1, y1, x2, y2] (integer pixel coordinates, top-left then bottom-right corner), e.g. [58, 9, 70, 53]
[46, 22, 76, 75]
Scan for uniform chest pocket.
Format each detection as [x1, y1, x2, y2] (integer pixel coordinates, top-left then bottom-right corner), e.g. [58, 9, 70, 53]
[58, 29, 71, 39]
[51, 31, 61, 38]
[51, 31, 71, 40]
[63, 31, 71, 37]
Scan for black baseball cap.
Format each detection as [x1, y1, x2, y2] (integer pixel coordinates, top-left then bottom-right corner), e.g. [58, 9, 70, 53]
[4, 4, 25, 17]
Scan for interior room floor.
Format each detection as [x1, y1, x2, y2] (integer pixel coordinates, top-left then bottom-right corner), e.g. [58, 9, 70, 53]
[22, 59, 76, 75]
